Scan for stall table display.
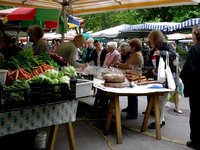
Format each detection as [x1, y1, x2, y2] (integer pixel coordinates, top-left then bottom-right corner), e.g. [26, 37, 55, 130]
[93, 78, 172, 144]
[0, 78, 78, 150]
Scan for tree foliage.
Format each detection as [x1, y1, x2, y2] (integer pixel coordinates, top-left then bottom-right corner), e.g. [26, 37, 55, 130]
[80, 4, 200, 32]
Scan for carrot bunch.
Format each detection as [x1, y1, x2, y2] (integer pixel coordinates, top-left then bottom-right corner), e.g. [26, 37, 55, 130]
[31, 63, 54, 77]
[18, 68, 32, 79]
[6, 68, 32, 84]
[40, 63, 54, 71]
[7, 70, 19, 81]
[6, 63, 55, 84]
[31, 66, 44, 77]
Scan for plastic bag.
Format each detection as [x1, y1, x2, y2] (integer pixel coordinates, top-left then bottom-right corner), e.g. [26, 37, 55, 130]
[166, 65, 176, 90]
[157, 57, 166, 83]
[169, 78, 184, 103]
[165, 52, 176, 90]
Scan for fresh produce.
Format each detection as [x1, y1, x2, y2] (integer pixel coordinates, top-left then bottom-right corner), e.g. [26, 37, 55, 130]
[40, 63, 54, 72]
[62, 66, 77, 78]
[5, 48, 40, 73]
[44, 69, 59, 79]
[18, 68, 32, 79]
[30, 69, 71, 86]
[49, 52, 67, 66]
[4, 79, 30, 90]
[4, 48, 59, 75]
[6, 68, 32, 84]
[59, 76, 70, 84]
[2, 79, 30, 102]
[37, 53, 59, 68]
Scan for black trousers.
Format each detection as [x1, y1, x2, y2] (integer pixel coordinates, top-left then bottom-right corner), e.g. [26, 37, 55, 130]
[94, 89, 109, 107]
[127, 96, 138, 117]
[189, 95, 200, 146]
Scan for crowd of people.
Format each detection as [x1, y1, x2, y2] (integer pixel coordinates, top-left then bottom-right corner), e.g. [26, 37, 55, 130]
[1, 20, 199, 149]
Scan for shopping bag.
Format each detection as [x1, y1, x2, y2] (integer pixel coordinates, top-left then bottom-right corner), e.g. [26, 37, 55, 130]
[165, 52, 176, 90]
[157, 57, 166, 83]
[166, 65, 176, 90]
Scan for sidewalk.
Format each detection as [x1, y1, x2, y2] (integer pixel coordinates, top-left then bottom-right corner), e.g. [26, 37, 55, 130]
[54, 96, 193, 150]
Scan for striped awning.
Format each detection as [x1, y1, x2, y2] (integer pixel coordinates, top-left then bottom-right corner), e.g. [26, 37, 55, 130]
[0, 0, 199, 15]
[144, 22, 181, 32]
[120, 22, 181, 32]
[176, 18, 200, 30]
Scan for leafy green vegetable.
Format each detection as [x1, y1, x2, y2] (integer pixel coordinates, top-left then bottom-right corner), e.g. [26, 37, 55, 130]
[37, 53, 59, 68]
[62, 66, 77, 77]
[5, 48, 40, 73]
[59, 76, 70, 85]
[44, 69, 59, 79]
[4, 79, 30, 90]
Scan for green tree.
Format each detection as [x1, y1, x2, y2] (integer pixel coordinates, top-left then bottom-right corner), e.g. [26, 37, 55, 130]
[0, 5, 11, 10]
[80, 4, 200, 32]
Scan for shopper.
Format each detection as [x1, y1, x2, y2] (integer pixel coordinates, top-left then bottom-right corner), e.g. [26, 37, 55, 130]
[103, 42, 120, 68]
[180, 26, 200, 150]
[82, 38, 95, 64]
[114, 38, 144, 119]
[92, 40, 108, 67]
[55, 34, 88, 69]
[146, 30, 176, 129]
[27, 25, 50, 55]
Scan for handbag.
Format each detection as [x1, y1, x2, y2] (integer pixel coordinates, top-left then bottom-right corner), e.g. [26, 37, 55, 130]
[157, 56, 166, 83]
[165, 52, 176, 90]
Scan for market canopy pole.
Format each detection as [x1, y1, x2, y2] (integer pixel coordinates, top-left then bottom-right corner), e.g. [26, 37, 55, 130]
[54, 0, 78, 42]
[61, 0, 67, 42]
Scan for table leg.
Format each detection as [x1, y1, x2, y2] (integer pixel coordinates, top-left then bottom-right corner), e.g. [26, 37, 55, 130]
[114, 96, 122, 144]
[104, 98, 115, 135]
[66, 122, 76, 150]
[141, 95, 153, 132]
[47, 125, 58, 150]
[154, 94, 161, 140]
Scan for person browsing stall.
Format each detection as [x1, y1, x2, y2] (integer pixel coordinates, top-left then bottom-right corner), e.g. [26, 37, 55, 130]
[92, 40, 108, 67]
[82, 38, 95, 64]
[27, 25, 50, 55]
[146, 30, 176, 129]
[55, 34, 88, 69]
[180, 26, 200, 150]
[103, 41, 120, 68]
[113, 38, 144, 119]
[118, 42, 131, 63]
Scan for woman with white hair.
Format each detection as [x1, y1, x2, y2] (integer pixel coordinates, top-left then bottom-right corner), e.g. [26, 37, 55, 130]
[82, 38, 95, 64]
[103, 42, 120, 68]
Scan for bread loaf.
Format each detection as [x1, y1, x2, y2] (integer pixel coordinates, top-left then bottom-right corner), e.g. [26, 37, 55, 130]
[104, 82, 125, 88]
[103, 74, 125, 83]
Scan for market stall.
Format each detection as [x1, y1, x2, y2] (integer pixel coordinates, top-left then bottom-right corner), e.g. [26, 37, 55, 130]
[93, 78, 172, 144]
[0, 100, 78, 149]
[0, 43, 82, 150]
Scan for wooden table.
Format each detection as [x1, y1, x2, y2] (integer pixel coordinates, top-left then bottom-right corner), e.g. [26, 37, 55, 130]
[0, 100, 78, 150]
[93, 78, 171, 144]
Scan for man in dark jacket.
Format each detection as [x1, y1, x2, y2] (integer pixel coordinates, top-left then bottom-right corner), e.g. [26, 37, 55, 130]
[180, 26, 200, 150]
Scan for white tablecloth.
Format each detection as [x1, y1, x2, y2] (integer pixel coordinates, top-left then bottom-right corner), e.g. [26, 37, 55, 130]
[93, 78, 172, 94]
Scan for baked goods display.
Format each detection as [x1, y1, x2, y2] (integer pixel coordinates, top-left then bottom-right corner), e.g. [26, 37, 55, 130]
[103, 74, 125, 83]
[104, 82, 126, 88]
[123, 69, 159, 85]
[103, 73, 125, 88]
